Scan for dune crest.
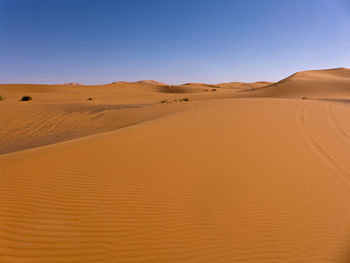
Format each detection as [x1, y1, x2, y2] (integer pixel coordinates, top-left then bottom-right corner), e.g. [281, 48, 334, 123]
[243, 68, 350, 99]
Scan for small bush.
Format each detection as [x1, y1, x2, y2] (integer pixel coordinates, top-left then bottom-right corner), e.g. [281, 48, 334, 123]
[20, 96, 32, 101]
[211, 88, 217, 92]
[302, 97, 307, 100]
[87, 97, 93, 101]
[0, 95, 4, 101]
[160, 99, 168, 104]
[180, 98, 189, 102]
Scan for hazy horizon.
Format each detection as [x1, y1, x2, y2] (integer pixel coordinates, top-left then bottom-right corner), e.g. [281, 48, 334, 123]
[1, 0, 350, 85]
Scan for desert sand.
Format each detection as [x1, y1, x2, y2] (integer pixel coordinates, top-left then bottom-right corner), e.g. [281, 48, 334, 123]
[1, 68, 350, 262]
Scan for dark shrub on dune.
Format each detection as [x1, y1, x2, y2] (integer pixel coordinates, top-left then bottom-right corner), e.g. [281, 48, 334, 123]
[0, 95, 4, 101]
[20, 96, 32, 101]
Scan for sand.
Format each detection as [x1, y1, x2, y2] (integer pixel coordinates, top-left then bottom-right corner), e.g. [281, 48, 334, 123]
[241, 68, 350, 99]
[1, 69, 350, 262]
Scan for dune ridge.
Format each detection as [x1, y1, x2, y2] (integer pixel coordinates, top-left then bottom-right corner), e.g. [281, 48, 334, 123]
[241, 68, 350, 99]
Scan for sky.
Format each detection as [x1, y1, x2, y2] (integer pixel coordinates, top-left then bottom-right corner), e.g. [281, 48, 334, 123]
[1, 0, 350, 85]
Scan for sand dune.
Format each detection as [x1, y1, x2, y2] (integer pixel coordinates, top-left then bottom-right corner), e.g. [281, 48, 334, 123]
[0, 81, 237, 154]
[217, 81, 274, 89]
[1, 69, 350, 262]
[135, 80, 168, 85]
[1, 99, 350, 262]
[180, 81, 274, 90]
[111, 80, 167, 86]
[64, 83, 83, 86]
[155, 84, 210, 94]
[241, 68, 350, 99]
[0, 101, 190, 154]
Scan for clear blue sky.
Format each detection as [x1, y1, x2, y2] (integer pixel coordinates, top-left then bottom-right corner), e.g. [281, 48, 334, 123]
[1, 0, 350, 84]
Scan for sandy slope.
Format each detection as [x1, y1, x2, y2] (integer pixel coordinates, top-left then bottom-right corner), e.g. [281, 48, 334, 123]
[0, 82, 237, 154]
[0, 80, 272, 154]
[1, 70, 350, 262]
[240, 68, 350, 99]
[1, 98, 350, 262]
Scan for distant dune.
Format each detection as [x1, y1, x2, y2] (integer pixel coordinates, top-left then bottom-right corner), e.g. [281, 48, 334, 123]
[216, 81, 274, 89]
[1, 68, 350, 262]
[64, 82, 83, 86]
[135, 80, 168, 85]
[243, 68, 350, 99]
[111, 80, 167, 85]
[110, 81, 129, 84]
[181, 81, 274, 90]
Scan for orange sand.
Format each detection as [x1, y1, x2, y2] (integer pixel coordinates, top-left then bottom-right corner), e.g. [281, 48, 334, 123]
[1, 69, 350, 262]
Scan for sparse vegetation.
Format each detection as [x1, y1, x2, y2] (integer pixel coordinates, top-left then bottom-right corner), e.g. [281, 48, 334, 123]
[180, 98, 189, 102]
[211, 88, 217, 92]
[204, 89, 208, 92]
[160, 99, 168, 104]
[20, 96, 32, 101]
[0, 95, 4, 101]
[302, 97, 308, 100]
[87, 97, 93, 101]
